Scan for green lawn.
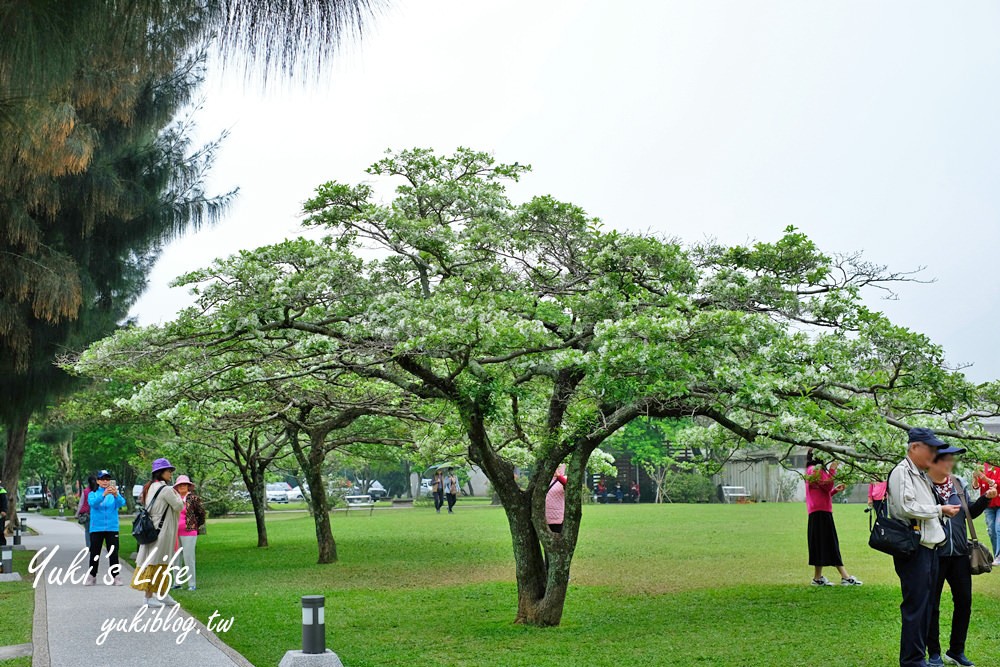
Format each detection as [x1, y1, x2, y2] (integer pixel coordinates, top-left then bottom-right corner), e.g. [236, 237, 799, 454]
[171, 503, 1000, 667]
[0, 549, 36, 665]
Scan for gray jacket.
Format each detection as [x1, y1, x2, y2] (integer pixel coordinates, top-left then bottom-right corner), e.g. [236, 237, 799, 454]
[887, 456, 945, 548]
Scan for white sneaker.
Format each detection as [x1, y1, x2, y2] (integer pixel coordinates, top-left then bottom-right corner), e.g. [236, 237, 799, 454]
[992, 556, 1000, 567]
[112, 576, 124, 586]
[83, 575, 96, 586]
[811, 576, 834, 587]
[841, 576, 863, 586]
[144, 598, 164, 608]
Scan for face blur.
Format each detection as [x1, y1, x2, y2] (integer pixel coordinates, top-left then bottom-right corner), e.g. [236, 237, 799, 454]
[176, 483, 189, 495]
[910, 441, 937, 469]
[161, 469, 174, 483]
[98, 477, 111, 488]
[929, 454, 954, 478]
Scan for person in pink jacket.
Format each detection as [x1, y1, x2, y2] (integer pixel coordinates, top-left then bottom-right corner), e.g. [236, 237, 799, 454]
[543, 464, 568, 575]
[546, 464, 567, 532]
[805, 450, 862, 587]
[868, 480, 888, 518]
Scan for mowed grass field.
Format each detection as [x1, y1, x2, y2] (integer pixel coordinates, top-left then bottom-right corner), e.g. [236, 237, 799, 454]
[170, 503, 1000, 667]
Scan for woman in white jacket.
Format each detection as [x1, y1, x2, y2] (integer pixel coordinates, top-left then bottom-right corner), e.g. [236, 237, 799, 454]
[130, 458, 183, 607]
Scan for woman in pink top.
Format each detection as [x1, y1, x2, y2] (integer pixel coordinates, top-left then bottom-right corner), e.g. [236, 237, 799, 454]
[172, 475, 203, 591]
[546, 465, 567, 531]
[867, 480, 888, 518]
[805, 450, 862, 587]
[543, 465, 568, 575]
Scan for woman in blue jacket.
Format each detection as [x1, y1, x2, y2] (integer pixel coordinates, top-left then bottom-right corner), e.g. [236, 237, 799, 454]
[84, 469, 126, 586]
[927, 450, 996, 667]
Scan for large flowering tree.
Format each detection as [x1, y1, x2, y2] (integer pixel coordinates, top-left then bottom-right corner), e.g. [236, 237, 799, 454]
[74, 148, 1000, 626]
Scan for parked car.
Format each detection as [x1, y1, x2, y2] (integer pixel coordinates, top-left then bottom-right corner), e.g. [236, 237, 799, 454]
[419, 478, 432, 496]
[266, 483, 289, 504]
[22, 485, 50, 510]
[287, 486, 304, 501]
[368, 480, 388, 501]
[132, 484, 144, 502]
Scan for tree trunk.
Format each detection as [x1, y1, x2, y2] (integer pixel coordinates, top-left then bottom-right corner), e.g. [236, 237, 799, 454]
[3, 413, 30, 529]
[652, 466, 667, 504]
[120, 464, 137, 513]
[55, 433, 73, 508]
[504, 498, 571, 626]
[249, 464, 269, 547]
[464, 405, 579, 626]
[402, 460, 412, 498]
[290, 430, 336, 563]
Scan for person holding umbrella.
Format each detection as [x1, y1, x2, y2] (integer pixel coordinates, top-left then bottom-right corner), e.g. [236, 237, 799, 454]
[431, 469, 445, 514]
[444, 469, 460, 513]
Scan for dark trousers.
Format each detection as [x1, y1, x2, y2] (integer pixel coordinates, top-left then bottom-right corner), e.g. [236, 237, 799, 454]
[894, 546, 939, 667]
[872, 499, 888, 518]
[433, 490, 444, 512]
[446, 493, 456, 512]
[88, 530, 120, 579]
[928, 554, 972, 658]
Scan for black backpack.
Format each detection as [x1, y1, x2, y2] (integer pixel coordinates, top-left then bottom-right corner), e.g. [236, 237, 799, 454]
[132, 484, 167, 545]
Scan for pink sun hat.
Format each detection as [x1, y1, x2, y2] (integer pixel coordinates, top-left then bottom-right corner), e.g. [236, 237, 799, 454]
[173, 475, 195, 489]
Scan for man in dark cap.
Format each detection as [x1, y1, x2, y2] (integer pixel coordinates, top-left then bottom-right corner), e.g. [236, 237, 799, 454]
[887, 428, 962, 667]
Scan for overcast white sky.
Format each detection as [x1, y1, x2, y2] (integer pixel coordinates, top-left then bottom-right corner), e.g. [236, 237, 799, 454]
[132, 0, 1000, 382]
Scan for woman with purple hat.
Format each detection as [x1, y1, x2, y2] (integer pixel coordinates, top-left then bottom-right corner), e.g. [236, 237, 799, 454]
[172, 475, 205, 591]
[130, 458, 183, 607]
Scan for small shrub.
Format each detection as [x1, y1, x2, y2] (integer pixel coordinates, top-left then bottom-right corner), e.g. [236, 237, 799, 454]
[663, 472, 716, 503]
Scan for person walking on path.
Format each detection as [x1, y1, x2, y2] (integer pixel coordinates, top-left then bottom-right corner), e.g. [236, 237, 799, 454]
[972, 463, 1000, 564]
[926, 447, 994, 667]
[85, 469, 126, 586]
[76, 475, 97, 549]
[804, 450, 862, 587]
[431, 470, 445, 513]
[444, 470, 459, 513]
[172, 475, 205, 591]
[869, 479, 888, 518]
[889, 428, 963, 667]
[131, 458, 183, 607]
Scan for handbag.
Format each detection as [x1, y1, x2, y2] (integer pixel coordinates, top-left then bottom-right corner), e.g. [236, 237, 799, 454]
[197, 523, 206, 536]
[77, 513, 88, 525]
[131, 484, 168, 545]
[868, 467, 921, 559]
[954, 476, 993, 575]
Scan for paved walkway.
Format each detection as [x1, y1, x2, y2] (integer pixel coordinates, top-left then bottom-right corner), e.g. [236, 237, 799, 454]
[25, 515, 254, 667]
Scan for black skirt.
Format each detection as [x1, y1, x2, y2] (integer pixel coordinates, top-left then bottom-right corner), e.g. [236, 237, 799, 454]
[807, 511, 843, 567]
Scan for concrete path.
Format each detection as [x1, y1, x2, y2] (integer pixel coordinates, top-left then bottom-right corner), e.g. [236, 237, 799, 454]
[25, 515, 254, 667]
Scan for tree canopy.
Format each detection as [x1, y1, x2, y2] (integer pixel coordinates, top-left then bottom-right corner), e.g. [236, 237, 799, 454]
[71, 147, 1000, 625]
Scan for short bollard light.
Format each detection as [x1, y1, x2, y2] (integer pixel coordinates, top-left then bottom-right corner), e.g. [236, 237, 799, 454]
[302, 595, 325, 654]
[1, 546, 11, 574]
[12, 517, 23, 546]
